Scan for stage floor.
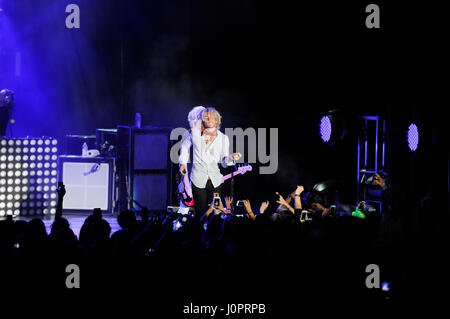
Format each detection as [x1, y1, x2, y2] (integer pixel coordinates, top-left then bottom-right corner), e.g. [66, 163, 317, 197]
[3, 213, 121, 238]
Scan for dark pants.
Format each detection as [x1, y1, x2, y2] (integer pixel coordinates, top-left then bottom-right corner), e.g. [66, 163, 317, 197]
[192, 179, 221, 218]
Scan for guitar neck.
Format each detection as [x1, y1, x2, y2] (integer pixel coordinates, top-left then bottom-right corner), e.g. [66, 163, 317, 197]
[222, 171, 244, 182]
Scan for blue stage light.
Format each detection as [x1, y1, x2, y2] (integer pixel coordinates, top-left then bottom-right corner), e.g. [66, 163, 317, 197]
[407, 123, 419, 151]
[320, 116, 332, 142]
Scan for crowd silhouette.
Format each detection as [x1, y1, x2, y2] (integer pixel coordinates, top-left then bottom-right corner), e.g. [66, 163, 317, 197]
[0, 174, 447, 311]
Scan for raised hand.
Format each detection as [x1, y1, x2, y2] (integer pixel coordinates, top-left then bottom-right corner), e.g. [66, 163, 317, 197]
[260, 200, 269, 214]
[275, 192, 288, 206]
[243, 200, 252, 214]
[373, 173, 386, 187]
[57, 182, 66, 198]
[224, 196, 233, 210]
[295, 185, 304, 195]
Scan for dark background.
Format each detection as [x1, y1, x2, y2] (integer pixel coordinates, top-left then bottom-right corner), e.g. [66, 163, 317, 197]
[0, 0, 448, 211]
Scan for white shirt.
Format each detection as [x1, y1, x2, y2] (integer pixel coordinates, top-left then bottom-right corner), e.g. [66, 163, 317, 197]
[179, 121, 234, 188]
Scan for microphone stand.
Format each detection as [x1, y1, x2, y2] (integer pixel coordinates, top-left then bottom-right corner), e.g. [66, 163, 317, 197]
[231, 161, 236, 200]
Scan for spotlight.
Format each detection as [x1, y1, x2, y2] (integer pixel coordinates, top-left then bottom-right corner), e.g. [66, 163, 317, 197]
[320, 116, 332, 142]
[319, 109, 351, 146]
[407, 122, 419, 151]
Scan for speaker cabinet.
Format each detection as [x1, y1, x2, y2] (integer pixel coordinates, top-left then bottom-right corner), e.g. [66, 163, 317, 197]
[58, 156, 116, 214]
[116, 126, 174, 213]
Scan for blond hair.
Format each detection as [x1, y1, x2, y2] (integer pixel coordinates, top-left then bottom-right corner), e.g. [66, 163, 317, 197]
[201, 107, 222, 129]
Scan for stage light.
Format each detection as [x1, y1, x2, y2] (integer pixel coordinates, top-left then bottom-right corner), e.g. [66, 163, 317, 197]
[0, 137, 58, 216]
[0, 210, 5, 217]
[318, 109, 351, 146]
[0, 202, 5, 208]
[320, 116, 332, 142]
[407, 123, 419, 151]
[0, 147, 5, 153]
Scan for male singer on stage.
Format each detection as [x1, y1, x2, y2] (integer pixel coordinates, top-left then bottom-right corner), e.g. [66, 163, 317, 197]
[179, 106, 242, 217]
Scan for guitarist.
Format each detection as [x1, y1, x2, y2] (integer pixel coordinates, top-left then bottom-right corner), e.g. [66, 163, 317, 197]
[179, 106, 242, 218]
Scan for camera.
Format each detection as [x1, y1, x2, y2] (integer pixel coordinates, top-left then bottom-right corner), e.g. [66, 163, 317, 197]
[213, 193, 222, 207]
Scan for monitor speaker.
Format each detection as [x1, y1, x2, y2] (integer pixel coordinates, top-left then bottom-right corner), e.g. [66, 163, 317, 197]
[58, 156, 116, 214]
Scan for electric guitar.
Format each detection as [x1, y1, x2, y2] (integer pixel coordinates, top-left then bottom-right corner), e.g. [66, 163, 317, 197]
[176, 164, 252, 207]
